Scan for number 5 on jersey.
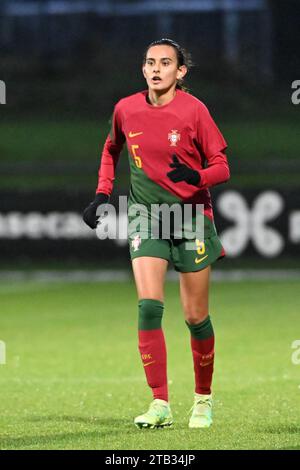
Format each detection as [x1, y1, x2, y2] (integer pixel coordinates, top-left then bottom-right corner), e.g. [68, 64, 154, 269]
[131, 145, 142, 169]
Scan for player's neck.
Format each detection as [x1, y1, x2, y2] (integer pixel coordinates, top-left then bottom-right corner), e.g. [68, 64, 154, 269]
[147, 87, 177, 107]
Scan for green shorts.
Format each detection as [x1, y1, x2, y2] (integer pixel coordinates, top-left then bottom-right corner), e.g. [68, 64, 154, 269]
[129, 233, 225, 272]
[127, 203, 224, 272]
[127, 198, 225, 272]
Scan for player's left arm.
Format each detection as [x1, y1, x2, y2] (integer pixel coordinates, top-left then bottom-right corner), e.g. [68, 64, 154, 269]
[195, 103, 230, 189]
[167, 150, 229, 188]
[197, 150, 230, 189]
[167, 104, 230, 188]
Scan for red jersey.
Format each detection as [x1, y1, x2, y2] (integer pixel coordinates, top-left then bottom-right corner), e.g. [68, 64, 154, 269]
[96, 89, 229, 220]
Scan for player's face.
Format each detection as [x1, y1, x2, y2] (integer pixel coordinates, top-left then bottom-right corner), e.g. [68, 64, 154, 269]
[143, 45, 187, 93]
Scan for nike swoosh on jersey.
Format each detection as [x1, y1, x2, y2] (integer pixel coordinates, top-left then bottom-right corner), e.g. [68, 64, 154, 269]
[194, 255, 209, 264]
[129, 131, 143, 138]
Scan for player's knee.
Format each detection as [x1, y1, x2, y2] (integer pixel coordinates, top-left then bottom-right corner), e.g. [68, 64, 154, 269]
[184, 306, 208, 325]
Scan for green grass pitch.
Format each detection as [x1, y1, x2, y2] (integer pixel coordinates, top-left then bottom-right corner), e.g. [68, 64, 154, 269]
[0, 278, 299, 450]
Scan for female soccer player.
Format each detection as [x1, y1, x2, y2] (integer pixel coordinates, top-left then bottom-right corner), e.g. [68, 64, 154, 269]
[83, 39, 230, 429]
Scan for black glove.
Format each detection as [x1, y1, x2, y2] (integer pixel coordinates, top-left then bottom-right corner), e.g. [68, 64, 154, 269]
[82, 193, 109, 229]
[167, 154, 200, 186]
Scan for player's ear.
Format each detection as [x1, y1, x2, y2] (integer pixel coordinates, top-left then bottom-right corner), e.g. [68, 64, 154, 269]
[142, 66, 147, 79]
[177, 65, 187, 80]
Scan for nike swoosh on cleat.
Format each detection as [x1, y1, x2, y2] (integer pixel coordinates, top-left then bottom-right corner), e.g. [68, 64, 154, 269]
[129, 131, 143, 138]
[194, 255, 209, 264]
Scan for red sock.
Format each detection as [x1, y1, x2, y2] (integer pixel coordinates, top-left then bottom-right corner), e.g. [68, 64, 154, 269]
[138, 329, 168, 402]
[191, 336, 215, 395]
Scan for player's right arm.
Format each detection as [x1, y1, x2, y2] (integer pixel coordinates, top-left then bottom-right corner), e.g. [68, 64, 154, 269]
[83, 103, 125, 229]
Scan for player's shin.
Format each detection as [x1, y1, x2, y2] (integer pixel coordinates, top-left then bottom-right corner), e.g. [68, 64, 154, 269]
[138, 299, 168, 402]
[186, 315, 215, 395]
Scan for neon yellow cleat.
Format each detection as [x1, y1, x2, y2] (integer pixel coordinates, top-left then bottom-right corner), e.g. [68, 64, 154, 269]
[189, 394, 213, 428]
[134, 399, 173, 429]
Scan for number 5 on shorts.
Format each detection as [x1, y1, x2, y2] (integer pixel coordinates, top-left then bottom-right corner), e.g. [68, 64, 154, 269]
[196, 239, 205, 255]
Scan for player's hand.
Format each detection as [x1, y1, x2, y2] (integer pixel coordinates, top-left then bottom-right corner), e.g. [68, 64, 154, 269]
[82, 193, 109, 229]
[167, 154, 200, 186]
